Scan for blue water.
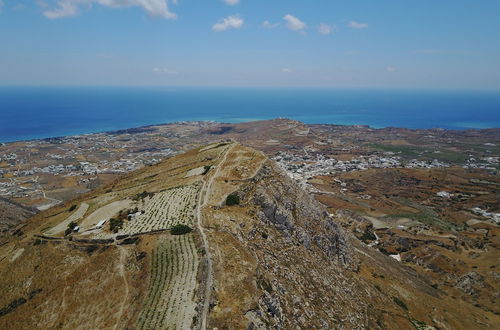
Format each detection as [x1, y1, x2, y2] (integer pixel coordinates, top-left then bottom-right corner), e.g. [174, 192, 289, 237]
[1, 87, 499, 142]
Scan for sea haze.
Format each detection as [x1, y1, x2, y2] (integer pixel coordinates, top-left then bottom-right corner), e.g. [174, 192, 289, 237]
[1, 87, 499, 142]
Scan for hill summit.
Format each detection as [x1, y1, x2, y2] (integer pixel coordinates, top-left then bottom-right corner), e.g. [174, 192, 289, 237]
[0, 142, 496, 329]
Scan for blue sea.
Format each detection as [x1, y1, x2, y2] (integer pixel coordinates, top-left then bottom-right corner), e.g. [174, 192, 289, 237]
[1, 87, 500, 142]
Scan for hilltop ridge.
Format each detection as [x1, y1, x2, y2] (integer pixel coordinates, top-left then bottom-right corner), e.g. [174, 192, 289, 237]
[0, 142, 498, 329]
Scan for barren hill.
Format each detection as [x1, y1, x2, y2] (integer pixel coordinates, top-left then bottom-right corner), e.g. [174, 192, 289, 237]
[0, 142, 497, 329]
[0, 197, 37, 239]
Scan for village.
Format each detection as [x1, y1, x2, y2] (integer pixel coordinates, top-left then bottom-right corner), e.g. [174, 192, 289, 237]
[273, 148, 498, 192]
[0, 131, 178, 208]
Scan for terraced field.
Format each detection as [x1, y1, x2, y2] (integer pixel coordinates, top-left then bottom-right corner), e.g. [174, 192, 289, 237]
[121, 183, 200, 235]
[137, 234, 199, 329]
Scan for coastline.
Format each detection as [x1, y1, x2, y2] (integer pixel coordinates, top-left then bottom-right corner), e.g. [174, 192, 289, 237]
[2, 87, 500, 143]
[2, 118, 500, 144]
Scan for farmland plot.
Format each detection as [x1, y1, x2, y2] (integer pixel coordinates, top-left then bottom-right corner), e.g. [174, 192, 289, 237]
[137, 234, 199, 330]
[121, 183, 200, 235]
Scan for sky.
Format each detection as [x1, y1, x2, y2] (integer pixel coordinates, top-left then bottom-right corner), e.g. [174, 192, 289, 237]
[1, 0, 500, 89]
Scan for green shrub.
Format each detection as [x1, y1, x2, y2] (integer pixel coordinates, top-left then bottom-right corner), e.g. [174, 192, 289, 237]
[393, 297, 408, 310]
[226, 193, 240, 206]
[68, 205, 77, 212]
[64, 221, 78, 236]
[109, 218, 124, 233]
[202, 165, 212, 175]
[171, 224, 192, 235]
[360, 230, 376, 243]
[132, 191, 155, 201]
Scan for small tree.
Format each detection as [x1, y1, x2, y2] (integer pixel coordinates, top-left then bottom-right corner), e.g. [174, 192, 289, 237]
[202, 165, 212, 175]
[68, 205, 77, 212]
[226, 193, 240, 206]
[109, 218, 124, 233]
[171, 224, 192, 235]
[65, 221, 77, 236]
[393, 297, 408, 311]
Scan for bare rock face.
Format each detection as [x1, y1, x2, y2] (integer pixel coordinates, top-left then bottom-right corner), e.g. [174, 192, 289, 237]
[455, 272, 486, 296]
[206, 159, 367, 329]
[251, 161, 352, 266]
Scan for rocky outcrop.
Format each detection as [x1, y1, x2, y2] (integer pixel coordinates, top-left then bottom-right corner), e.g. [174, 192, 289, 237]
[455, 271, 485, 296]
[251, 161, 353, 266]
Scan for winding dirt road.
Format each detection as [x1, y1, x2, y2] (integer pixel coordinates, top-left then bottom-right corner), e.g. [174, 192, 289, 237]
[196, 143, 234, 330]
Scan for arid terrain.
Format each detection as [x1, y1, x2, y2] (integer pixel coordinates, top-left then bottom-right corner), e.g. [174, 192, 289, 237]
[0, 119, 499, 329]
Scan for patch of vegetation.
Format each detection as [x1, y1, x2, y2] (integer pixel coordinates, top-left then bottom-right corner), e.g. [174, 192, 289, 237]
[202, 165, 212, 175]
[109, 218, 124, 233]
[226, 193, 240, 206]
[68, 204, 77, 212]
[118, 237, 140, 245]
[360, 228, 376, 243]
[0, 297, 27, 317]
[367, 143, 422, 158]
[386, 197, 458, 231]
[367, 143, 467, 164]
[28, 288, 43, 300]
[132, 190, 155, 201]
[393, 297, 408, 311]
[118, 207, 140, 221]
[431, 150, 467, 163]
[64, 221, 78, 236]
[170, 224, 193, 235]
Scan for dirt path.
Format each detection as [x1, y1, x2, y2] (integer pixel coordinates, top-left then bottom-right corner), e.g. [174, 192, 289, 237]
[197, 144, 234, 330]
[113, 246, 130, 330]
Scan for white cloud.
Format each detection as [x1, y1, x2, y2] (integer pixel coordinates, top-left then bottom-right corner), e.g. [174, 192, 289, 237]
[281, 68, 292, 73]
[43, 0, 79, 19]
[223, 0, 239, 5]
[262, 20, 279, 29]
[348, 20, 368, 29]
[152, 67, 178, 75]
[386, 66, 397, 72]
[318, 23, 335, 35]
[283, 14, 306, 31]
[43, 0, 178, 19]
[212, 14, 243, 32]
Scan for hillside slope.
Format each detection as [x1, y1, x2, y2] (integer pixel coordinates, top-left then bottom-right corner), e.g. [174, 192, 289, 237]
[0, 197, 37, 243]
[0, 142, 497, 329]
